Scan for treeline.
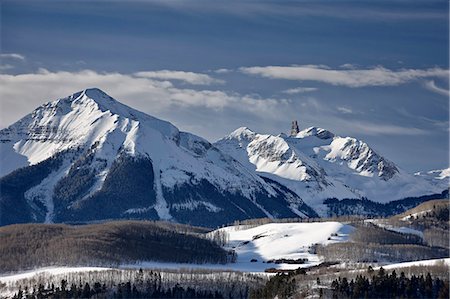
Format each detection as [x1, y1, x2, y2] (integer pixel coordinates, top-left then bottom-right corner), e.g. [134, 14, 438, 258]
[330, 268, 449, 299]
[0, 221, 229, 273]
[229, 215, 364, 230]
[7, 268, 265, 299]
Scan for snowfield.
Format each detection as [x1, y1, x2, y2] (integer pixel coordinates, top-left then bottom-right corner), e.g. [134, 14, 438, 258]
[215, 221, 355, 271]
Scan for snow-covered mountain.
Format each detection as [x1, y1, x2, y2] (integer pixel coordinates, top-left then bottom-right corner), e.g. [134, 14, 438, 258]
[0, 89, 316, 227]
[414, 167, 450, 183]
[215, 126, 447, 215]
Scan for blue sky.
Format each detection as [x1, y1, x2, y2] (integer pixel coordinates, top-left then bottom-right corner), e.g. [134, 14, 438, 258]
[0, 0, 448, 172]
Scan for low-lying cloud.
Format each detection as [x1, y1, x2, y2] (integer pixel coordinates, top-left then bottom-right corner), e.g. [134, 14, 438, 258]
[0, 53, 26, 61]
[134, 70, 223, 85]
[241, 65, 449, 88]
[0, 68, 442, 145]
[282, 87, 318, 94]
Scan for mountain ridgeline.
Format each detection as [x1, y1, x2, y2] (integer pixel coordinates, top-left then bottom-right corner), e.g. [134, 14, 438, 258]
[0, 88, 447, 227]
[0, 89, 315, 227]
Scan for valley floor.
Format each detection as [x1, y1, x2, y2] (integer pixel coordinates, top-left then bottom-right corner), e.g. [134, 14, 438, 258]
[1, 210, 448, 298]
[1, 258, 449, 298]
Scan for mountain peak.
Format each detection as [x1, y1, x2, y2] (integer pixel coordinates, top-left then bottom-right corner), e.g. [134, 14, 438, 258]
[227, 127, 256, 140]
[0, 88, 180, 173]
[83, 87, 114, 101]
[68, 88, 124, 111]
[62, 88, 180, 139]
[64, 88, 114, 105]
[296, 126, 335, 139]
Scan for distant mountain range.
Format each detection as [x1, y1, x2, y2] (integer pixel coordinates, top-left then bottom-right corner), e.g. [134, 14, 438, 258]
[214, 126, 448, 215]
[0, 89, 447, 226]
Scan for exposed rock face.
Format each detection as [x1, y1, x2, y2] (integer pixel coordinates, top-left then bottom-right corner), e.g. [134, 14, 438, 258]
[290, 120, 300, 136]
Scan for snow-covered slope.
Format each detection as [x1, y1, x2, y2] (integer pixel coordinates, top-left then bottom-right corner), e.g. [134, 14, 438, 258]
[414, 167, 450, 185]
[212, 222, 355, 271]
[376, 258, 450, 270]
[0, 89, 316, 226]
[215, 127, 445, 214]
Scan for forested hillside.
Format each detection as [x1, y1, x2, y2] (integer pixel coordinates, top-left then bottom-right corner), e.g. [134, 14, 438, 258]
[324, 190, 448, 218]
[0, 221, 228, 273]
[251, 265, 448, 299]
[317, 222, 448, 264]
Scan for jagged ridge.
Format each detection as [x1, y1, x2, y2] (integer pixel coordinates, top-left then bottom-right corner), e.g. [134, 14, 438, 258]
[215, 126, 446, 215]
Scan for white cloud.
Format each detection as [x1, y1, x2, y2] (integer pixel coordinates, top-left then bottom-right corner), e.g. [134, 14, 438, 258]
[0, 68, 438, 144]
[282, 87, 318, 94]
[337, 107, 353, 114]
[214, 68, 232, 74]
[424, 80, 450, 97]
[339, 63, 357, 69]
[0, 53, 26, 61]
[240, 65, 449, 88]
[0, 69, 287, 130]
[134, 70, 224, 85]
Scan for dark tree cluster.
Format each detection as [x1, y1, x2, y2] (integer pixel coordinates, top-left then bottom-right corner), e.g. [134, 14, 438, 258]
[53, 149, 96, 211]
[249, 268, 307, 299]
[55, 155, 158, 222]
[404, 201, 449, 229]
[12, 280, 226, 299]
[12, 280, 107, 299]
[0, 150, 67, 225]
[324, 190, 448, 218]
[331, 268, 449, 299]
